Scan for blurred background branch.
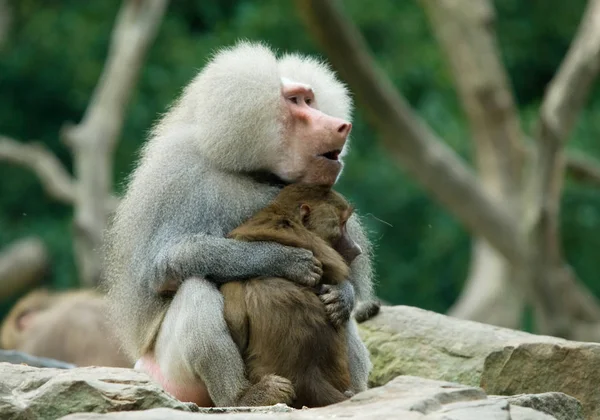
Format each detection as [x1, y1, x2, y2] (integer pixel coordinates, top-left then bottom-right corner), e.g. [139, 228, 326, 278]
[420, 0, 527, 329]
[62, 0, 168, 287]
[0, 136, 75, 204]
[566, 154, 600, 187]
[527, 0, 600, 338]
[0, 237, 48, 300]
[0, 0, 167, 287]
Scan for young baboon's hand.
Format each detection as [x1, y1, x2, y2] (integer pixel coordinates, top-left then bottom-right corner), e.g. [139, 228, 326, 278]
[282, 248, 323, 287]
[237, 374, 296, 407]
[318, 281, 355, 328]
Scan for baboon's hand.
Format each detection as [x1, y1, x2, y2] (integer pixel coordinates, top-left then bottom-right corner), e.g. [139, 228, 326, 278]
[354, 300, 381, 323]
[281, 248, 323, 287]
[318, 281, 355, 328]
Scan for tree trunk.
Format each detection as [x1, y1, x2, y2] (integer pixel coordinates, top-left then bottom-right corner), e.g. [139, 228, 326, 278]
[61, 0, 168, 286]
[420, 0, 527, 328]
[449, 241, 522, 328]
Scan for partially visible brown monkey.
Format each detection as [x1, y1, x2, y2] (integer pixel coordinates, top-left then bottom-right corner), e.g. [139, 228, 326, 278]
[221, 183, 362, 408]
[1, 289, 132, 367]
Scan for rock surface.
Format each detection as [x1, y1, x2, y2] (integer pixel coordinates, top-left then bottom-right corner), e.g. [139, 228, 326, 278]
[358, 306, 597, 419]
[0, 362, 191, 420]
[60, 375, 574, 420]
[492, 393, 583, 420]
[2, 304, 596, 419]
[0, 362, 578, 420]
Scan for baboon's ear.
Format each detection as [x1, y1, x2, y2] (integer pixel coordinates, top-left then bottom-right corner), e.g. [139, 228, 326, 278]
[299, 204, 311, 225]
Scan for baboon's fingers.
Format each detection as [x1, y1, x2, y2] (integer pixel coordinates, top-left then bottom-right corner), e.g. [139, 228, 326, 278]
[354, 300, 381, 323]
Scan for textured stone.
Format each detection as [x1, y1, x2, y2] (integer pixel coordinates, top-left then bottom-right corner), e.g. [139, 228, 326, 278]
[482, 343, 598, 419]
[0, 362, 190, 420]
[59, 376, 561, 420]
[0, 305, 589, 420]
[492, 392, 583, 420]
[358, 306, 594, 418]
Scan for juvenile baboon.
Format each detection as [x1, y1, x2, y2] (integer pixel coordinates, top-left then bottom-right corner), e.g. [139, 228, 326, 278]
[222, 183, 362, 408]
[1, 289, 131, 367]
[104, 41, 376, 407]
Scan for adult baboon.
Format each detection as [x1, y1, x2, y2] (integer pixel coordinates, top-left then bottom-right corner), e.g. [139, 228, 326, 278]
[104, 41, 376, 407]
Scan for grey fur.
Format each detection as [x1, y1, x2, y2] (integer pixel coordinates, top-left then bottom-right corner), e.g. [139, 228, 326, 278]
[154, 278, 250, 406]
[346, 319, 372, 393]
[103, 41, 375, 406]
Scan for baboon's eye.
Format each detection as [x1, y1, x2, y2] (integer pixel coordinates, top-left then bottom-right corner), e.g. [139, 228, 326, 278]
[305, 97, 312, 106]
[289, 96, 298, 104]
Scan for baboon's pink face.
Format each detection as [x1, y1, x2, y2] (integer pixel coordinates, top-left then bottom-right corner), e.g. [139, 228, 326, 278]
[275, 78, 352, 186]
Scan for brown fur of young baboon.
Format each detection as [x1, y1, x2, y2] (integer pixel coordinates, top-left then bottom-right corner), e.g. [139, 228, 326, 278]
[221, 183, 362, 408]
[1, 288, 132, 367]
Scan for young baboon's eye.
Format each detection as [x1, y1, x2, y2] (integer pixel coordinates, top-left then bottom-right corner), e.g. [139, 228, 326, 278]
[305, 98, 312, 106]
[289, 96, 298, 104]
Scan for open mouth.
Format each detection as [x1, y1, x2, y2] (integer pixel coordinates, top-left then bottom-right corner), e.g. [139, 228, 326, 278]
[320, 149, 342, 161]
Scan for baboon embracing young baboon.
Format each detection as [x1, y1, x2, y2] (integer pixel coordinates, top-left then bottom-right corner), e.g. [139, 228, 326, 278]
[221, 183, 362, 408]
[104, 41, 377, 407]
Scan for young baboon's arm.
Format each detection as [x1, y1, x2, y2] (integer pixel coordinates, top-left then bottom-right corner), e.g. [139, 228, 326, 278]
[318, 214, 379, 325]
[151, 233, 322, 293]
[318, 281, 355, 328]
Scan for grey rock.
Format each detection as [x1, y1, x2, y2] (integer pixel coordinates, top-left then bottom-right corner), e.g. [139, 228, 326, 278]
[482, 343, 598, 419]
[0, 306, 585, 420]
[492, 392, 583, 420]
[509, 405, 558, 420]
[424, 399, 511, 420]
[0, 362, 191, 420]
[59, 376, 561, 420]
[358, 306, 594, 418]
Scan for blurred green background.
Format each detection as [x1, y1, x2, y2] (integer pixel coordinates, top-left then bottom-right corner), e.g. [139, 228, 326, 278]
[1, 0, 600, 319]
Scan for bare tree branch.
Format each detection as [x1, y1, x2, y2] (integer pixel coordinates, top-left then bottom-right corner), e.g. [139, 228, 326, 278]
[295, 0, 526, 266]
[0, 136, 75, 204]
[566, 153, 600, 186]
[538, 0, 600, 147]
[421, 0, 527, 191]
[61, 0, 168, 286]
[420, 0, 527, 328]
[527, 0, 600, 335]
[0, 237, 49, 299]
[531, 0, 600, 251]
[530, 0, 600, 254]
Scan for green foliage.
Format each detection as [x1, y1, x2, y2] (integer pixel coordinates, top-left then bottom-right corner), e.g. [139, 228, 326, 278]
[1, 0, 599, 318]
